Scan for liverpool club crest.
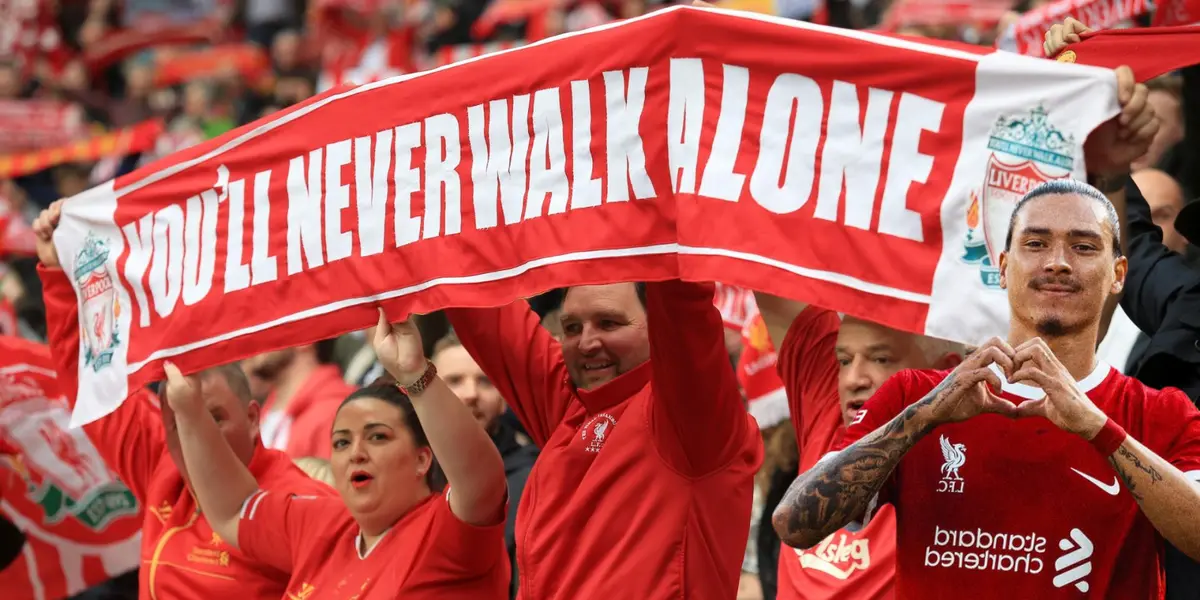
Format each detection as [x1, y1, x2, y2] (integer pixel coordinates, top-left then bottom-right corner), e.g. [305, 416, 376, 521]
[961, 106, 1076, 287]
[73, 234, 121, 372]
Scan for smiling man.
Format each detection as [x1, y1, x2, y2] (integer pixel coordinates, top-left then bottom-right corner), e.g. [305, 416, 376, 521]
[774, 176, 1200, 598]
[445, 280, 762, 599]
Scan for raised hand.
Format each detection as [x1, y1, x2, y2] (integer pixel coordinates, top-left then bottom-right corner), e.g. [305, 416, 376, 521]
[32, 199, 64, 268]
[1009, 338, 1108, 439]
[1085, 66, 1158, 178]
[371, 309, 428, 387]
[922, 337, 1018, 426]
[162, 361, 204, 416]
[1043, 17, 1090, 57]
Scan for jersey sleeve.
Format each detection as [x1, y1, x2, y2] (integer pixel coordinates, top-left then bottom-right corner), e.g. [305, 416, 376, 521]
[39, 264, 165, 504]
[776, 307, 844, 469]
[425, 491, 508, 577]
[445, 304, 574, 448]
[833, 370, 921, 452]
[646, 280, 757, 477]
[1138, 388, 1200, 482]
[237, 490, 335, 574]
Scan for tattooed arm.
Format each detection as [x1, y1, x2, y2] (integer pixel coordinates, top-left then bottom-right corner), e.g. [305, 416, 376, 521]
[773, 340, 1018, 549]
[1107, 433, 1200, 561]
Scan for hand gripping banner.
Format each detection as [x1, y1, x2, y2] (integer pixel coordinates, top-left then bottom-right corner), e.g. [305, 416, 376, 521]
[54, 6, 1120, 426]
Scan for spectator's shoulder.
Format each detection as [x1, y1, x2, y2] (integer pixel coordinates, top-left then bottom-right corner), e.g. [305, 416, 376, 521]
[885, 368, 950, 405]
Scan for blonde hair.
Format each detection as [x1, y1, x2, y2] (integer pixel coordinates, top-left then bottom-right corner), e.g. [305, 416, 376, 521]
[293, 457, 334, 486]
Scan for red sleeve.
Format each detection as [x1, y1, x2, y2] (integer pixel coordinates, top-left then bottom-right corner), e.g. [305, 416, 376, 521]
[1138, 388, 1200, 482]
[646, 280, 754, 476]
[776, 307, 843, 469]
[39, 264, 164, 504]
[425, 491, 507, 577]
[237, 489, 336, 574]
[445, 304, 574, 447]
[833, 370, 925, 452]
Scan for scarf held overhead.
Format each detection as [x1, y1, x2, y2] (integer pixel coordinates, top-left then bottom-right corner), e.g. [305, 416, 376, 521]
[54, 6, 1120, 426]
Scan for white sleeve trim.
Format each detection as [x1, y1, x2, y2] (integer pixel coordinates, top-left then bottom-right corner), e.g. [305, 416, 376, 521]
[238, 490, 268, 520]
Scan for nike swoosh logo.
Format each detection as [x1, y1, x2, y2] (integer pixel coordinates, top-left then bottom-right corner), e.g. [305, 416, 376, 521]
[1071, 468, 1121, 496]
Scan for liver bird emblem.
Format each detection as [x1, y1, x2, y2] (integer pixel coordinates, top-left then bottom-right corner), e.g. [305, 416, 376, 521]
[940, 435, 966, 480]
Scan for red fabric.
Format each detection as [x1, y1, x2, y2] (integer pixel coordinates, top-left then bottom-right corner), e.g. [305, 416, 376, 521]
[0, 197, 36, 258]
[780, 505, 897, 600]
[153, 44, 271, 88]
[0, 100, 87, 153]
[738, 312, 789, 428]
[0, 336, 142, 599]
[82, 21, 220, 73]
[51, 7, 1123, 425]
[1054, 26, 1200, 82]
[445, 280, 762, 599]
[261, 364, 355, 459]
[38, 264, 336, 600]
[238, 490, 508, 598]
[0, 118, 163, 178]
[773, 307, 895, 599]
[837, 366, 1200, 599]
[776, 307, 844, 472]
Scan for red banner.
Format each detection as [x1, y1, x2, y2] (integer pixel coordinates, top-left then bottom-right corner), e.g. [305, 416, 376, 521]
[52, 6, 1122, 425]
[0, 100, 87, 153]
[0, 120, 163, 179]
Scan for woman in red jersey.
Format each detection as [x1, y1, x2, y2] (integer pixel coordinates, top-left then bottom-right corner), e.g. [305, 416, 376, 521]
[162, 310, 510, 599]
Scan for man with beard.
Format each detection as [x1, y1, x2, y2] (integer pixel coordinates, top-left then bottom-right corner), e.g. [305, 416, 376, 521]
[242, 342, 354, 459]
[430, 330, 536, 600]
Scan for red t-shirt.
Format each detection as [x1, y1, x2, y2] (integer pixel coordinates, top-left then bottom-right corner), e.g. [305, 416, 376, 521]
[446, 280, 762, 600]
[837, 363, 1200, 599]
[238, 490, 508, 599]
[774, 308, 895, 600]
[39, 264, 336, 600]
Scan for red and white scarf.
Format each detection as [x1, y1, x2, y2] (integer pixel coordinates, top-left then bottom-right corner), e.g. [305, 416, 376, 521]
[1005, 0, 1200, 57]
[54, 6, 1123, 425]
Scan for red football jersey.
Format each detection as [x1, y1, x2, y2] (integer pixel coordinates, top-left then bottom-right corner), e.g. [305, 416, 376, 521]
[238, 490, 508, 599]
[838, 363, 1200, 599]
[775, 307, 894, 600]
[445, 281, 762, 599]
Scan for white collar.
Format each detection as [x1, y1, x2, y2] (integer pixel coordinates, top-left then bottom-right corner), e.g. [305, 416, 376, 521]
[355, 528, 391, 560]
[987, 360, 1111, 399]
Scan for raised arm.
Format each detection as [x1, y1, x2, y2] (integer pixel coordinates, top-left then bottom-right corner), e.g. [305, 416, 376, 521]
[445, 303, 574, 447]
[1107, 432, 1200, 560]
[753, 291, 809, 351]
[774, 341, 1016, 548]
[646, 280, 751, 476]
[161, 363, 258, 549]
[373, 311, 507, 526]
[33, 200, 163, 503]
[1118, 177, 1200, 335]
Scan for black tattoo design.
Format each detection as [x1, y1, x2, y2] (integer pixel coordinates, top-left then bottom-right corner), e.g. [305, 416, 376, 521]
[1088, 173, 1128, 194]
[773, 374, 954, 549]
[1109, 444, 1163, 503]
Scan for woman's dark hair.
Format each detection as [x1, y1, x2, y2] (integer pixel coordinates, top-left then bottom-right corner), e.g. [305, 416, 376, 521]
[336, 378, 446, 492]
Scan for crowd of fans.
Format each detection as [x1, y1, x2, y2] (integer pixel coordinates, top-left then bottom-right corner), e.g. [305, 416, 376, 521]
[1, 0, 1199, 599]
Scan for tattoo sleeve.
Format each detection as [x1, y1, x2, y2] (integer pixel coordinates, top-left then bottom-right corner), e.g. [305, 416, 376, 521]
[772, 376, 951, 549]
[1108, 443, 1165, 504]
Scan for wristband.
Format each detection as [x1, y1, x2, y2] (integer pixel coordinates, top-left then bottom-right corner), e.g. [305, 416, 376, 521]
[1088, 417, 1127, 457]
[396, 361, 438, 396]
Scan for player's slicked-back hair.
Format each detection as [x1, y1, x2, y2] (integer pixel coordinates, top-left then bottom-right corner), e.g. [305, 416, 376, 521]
[1003, 179, 1122, 258]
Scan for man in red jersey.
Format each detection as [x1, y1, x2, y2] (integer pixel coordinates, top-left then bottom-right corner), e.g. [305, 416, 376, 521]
[755, 292, 964, 600]
[31, 200, 334, 600]
[446, 280, 762, 599]
[772, 124, 1200, 598]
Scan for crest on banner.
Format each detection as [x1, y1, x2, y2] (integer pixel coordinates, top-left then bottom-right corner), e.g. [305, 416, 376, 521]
[74, 233, 121, 371]
[961, 106, 1076, 287]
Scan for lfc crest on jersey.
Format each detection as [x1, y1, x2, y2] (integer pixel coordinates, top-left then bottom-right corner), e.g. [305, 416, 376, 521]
[74, 234, 121, 372]
[961, 106, 1076, 287]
